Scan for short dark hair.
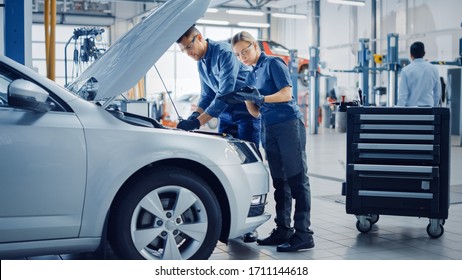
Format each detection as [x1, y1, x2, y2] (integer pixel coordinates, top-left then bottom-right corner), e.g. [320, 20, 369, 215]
[410, 41, 425, 59]
[176, 25, 199, 44]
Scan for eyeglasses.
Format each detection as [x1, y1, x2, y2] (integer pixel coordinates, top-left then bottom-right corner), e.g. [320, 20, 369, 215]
[181, 35, 198, 53]
[234, 43, 253, 57]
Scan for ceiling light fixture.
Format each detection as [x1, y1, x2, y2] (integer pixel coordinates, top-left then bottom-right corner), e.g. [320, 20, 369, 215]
[197, 19, 230, 26]
[227, 9, 264, 16]
[237, 22, 270, 28]
[272, 13, 307, 19]
[327, 0, 366, 7]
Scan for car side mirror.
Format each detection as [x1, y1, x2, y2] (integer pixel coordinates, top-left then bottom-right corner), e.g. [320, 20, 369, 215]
[8, 79, 54, 112]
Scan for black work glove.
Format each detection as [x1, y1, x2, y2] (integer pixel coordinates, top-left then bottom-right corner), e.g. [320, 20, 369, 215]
[177, 119, 200, 131]
[217, 91, 245, 105]
[187, 111, 200, 120]
[236, 87, 264, 106]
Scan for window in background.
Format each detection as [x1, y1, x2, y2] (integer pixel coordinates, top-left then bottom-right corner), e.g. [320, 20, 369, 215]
[171, 25, 258, 98]
[146, 50, 176, 99]
[30, 23, 258, 100]
[203, 26, 232, 41]
[231, 27, 259, 40]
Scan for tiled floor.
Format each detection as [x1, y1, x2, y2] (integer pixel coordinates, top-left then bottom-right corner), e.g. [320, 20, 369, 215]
[14, 127, 462, 260]
[208, 128, 462, 260]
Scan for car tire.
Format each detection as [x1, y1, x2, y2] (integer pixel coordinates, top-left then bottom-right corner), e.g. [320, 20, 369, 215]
[299, 65, 309, 87]
[109, 167, 222, 260]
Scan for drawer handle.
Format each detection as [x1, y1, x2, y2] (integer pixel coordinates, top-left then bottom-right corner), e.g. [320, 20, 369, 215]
[353, 164, 434, 173]
[358, 190, 433, 199]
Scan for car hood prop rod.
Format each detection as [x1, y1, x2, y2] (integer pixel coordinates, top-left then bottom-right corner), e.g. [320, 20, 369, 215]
[154, 65, 182, 121]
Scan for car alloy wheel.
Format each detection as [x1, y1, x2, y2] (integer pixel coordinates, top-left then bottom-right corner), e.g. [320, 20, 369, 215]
[109, 167, 221, 260]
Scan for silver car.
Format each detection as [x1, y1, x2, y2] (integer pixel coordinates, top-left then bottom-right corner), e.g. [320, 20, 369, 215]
[0, 0, 270, 260]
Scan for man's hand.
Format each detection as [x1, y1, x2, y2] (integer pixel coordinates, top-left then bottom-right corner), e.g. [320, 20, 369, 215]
[236, 87, 264, 106]
[187, 111, 200, 120]
[177, 119, 200, 131]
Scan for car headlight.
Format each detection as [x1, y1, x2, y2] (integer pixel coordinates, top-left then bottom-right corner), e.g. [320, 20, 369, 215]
[251, 194, 267, 205]
[248, 194, 267, 217]
[228, 141, 260, 164]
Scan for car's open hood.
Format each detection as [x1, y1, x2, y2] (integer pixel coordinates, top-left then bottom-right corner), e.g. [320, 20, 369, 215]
[67, 0, 210, 101]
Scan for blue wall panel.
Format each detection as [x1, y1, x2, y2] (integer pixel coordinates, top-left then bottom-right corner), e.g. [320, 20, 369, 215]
[5, 0, 25, 64]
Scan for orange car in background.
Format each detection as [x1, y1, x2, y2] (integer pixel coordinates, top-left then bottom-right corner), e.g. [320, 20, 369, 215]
[257, 40, 310, 87]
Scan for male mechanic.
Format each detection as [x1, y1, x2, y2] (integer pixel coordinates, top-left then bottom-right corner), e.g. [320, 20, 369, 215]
[398, 41, 441, 107]
[175, 26, 261, 148]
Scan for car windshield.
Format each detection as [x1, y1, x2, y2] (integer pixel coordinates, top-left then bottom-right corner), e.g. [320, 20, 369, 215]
[268, 41, 290, 56]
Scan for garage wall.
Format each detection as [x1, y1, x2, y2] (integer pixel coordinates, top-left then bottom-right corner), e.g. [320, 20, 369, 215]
[271, 0, 462, 98]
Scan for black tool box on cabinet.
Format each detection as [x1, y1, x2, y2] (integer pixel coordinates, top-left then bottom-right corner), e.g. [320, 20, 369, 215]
[344, 107, 450, 238]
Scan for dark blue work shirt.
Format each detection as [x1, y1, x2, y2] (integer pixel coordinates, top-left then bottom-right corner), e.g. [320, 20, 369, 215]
[246, 52, 302, 126]
[198, 39, 251, 120]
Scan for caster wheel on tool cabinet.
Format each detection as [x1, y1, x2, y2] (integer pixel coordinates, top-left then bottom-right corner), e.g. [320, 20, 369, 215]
[356, 219, 372, 233]
[426, 223, 444, 239]
[369, 214, 379, 224]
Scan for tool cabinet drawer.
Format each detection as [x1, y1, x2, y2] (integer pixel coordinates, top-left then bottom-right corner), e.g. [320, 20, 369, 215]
[347, 164, 439, 192]
[351, 143, 441, 165]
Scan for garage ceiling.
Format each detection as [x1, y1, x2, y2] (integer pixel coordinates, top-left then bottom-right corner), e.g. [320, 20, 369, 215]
[210, 0, 309, 9]
[32, 0, 309, 23]
[109, 0, 308, 9]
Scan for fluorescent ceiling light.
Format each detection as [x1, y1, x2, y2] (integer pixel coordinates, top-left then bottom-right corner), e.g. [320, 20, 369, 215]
[206, 8, 219, 13]
[272, 13, 306, 19]
[196, 19, 230, 26]
[327, 0, 365, 6]
[227, 9, 264, 16]
[238, 22, 270, 28]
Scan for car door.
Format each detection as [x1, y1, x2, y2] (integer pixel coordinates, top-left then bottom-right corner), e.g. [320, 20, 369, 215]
[0, 62, 87, 243]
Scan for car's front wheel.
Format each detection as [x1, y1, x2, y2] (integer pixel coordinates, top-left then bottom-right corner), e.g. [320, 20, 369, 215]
[109, 167, 221, 260]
